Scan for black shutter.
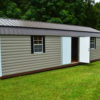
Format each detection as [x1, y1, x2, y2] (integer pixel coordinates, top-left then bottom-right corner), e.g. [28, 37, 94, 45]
[95, 37, 96, 49]
[31, 36, 34, 54]
[43, 36, 45, 53]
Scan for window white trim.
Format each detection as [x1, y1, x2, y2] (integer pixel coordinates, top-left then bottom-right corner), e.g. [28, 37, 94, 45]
[0, 37, 2, 77]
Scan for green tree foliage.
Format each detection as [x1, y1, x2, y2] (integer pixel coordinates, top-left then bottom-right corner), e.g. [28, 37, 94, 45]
[0, 0, 21, 18]
[94, 2, 100, 30]
[0, 0, 99, 30]
[84, 0, 97, 28]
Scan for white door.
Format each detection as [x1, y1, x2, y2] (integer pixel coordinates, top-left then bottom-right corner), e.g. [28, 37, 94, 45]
[62, 37, 71, 65]
[79, 37, 90, 63]
[0, 37, 2, 77]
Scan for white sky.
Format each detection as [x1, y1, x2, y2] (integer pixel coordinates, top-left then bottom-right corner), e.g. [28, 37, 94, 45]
[95, 0, 100, 2]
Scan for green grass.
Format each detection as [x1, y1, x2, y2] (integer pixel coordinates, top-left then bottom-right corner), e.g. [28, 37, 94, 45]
[0, 61, 100, 100]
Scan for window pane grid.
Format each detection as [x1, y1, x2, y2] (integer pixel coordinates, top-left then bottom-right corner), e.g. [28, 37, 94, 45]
[34, 41, 43, 44]
[34, 44, 43, 45]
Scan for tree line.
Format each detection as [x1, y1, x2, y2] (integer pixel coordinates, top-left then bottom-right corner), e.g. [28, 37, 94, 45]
[0, 0, 100, 30]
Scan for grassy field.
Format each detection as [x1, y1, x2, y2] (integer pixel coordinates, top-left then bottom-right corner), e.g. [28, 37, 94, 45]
[0, 61, 100, 100]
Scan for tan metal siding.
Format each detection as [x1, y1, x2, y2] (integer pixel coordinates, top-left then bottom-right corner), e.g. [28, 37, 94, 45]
[1, 35, 61, 76]
[90, 37, 100, 60]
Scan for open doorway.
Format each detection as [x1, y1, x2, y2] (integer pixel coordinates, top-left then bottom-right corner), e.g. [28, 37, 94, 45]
[71, 37, 79, 62]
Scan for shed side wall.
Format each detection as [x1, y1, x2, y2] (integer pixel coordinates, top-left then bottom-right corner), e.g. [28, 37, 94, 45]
[1, 35, 61, 76]
[90, 37, 100, 60]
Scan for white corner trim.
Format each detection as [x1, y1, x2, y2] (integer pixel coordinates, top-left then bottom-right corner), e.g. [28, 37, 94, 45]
[0, 37, 2, 77]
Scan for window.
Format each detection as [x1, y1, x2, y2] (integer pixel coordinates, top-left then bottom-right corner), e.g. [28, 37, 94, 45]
[34, 36, 43, 53]
[31, 36, 45, 53]
[90, 37, 96, 49]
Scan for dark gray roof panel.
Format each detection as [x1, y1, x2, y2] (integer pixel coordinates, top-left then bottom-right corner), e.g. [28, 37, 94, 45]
[0, 26, 100, 37]
[0, 18, 100, 33]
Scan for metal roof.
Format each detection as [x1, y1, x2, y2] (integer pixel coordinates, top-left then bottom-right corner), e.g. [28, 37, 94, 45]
[0, 18, 100, 37]
[0, 26, 100, 37]
[0, 18, 100, 33]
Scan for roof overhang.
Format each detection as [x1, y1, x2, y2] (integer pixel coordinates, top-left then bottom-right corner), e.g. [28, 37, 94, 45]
[0, 26, 100, 37]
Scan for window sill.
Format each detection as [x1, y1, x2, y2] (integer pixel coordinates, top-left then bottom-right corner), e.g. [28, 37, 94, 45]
[33, 52, 44, 55]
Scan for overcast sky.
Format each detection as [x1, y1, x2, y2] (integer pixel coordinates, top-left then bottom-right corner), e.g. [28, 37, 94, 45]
[95, 0, 100, 2]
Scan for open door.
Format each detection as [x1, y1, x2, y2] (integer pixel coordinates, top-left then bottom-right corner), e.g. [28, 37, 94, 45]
[79, 37, 90, 63]
[62, 37, 71, 65]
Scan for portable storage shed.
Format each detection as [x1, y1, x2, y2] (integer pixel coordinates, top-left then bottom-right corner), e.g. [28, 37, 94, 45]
[0, 18, 100, 79]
